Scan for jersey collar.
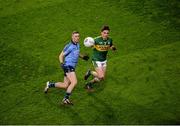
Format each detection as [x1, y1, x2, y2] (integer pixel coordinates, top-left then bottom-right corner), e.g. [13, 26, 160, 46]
[101, 36, 109, 40]
[71, 40, 78, 45]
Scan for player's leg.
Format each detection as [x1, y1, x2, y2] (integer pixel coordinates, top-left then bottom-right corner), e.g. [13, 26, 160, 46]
[85, 60, 106, 80]
[102, 67, 106, 79]
[66, 72, 77, 93]
[84, 61, 102, 89]
[55, 76, 70, 88]
[85, 67, 103, 90]
[62, 71, 77, 104]
[95, 67, 105, 80]
[101, 61, 107, 80]
[44, 77, 70, 93]
[44, 65, 71, 93]
[90, 66, 105, 82]
[85, 61, 107, 90]
[95, 60, 107, 80]
[84, 61, 98, 80]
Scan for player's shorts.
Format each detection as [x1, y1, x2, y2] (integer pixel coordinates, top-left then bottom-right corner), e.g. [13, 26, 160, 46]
[63, 65, 75, 76]
[92, 60, 107, 68]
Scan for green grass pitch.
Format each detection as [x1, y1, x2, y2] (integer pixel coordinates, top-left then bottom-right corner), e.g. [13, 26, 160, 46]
[0, 0, 180, 124]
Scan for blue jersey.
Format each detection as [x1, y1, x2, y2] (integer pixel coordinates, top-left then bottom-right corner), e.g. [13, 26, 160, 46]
[63, 41, 80, 68]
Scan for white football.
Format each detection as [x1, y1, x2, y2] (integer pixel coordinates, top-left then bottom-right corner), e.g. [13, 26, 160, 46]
[84, 37, 95, 47]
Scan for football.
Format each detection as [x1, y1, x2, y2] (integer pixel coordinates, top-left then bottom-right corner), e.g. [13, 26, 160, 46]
[84, 37, 95, 47]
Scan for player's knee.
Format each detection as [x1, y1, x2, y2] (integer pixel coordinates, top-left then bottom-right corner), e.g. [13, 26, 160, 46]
[63, 82, 69, 89]
[94, 77, 100, 82]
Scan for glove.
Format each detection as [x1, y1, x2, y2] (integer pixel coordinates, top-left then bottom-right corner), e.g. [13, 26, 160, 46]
[82, 55, 89, 61]
[60, 63, 65, 69]
[112, 46, 117, 51]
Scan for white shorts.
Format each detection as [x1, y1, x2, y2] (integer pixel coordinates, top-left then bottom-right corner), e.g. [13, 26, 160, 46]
[92, 60, 107, 68]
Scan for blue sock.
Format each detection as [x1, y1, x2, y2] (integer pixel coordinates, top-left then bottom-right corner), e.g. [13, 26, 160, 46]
[64, 92, 71, 99]
[48, 82, 55, 88]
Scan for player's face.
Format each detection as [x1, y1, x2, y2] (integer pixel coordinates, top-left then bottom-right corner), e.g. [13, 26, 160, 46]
[72, 33, 80, 43]
[101, 30, 109, 40]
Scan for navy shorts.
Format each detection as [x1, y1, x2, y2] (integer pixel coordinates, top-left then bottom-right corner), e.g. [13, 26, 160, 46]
[63, 65, 75, 76]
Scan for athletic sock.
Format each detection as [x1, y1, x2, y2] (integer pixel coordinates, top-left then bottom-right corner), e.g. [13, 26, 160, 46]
[48, 82, 55, 88]
[87, 82, 93, 88]
[89, 70, 92, 75]
[64, 92, 71, 99]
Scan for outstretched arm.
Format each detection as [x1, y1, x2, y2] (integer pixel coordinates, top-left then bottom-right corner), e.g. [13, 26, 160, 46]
[79, 53, 89, 61]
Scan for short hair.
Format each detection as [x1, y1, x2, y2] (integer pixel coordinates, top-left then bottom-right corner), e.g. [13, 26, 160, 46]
[101, 25, 110, 32]
[72, 31, 79, 35]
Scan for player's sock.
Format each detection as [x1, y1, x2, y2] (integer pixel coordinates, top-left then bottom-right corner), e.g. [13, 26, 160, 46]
[48, 82, 55, 88]
[86, 82, 93, 88]
[84, 69, 91, 80]
[64, 92, 71, 99]
[89, 82, 93, 87]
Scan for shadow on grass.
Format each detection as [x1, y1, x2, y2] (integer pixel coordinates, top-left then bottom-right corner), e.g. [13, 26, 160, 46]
[88, 93, 120, 124]
[44, 92, 85, 124]
[86, 86, 180, 124]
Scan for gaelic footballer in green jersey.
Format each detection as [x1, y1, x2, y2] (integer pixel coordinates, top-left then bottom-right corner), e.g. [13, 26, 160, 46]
[84, 25, 117, 91]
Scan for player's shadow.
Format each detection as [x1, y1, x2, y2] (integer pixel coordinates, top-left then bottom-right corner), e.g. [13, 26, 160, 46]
[44, 93, 60, 108]
[44, 92, 85, 124]
[88, 94, 120, 124]
[89, 94, 180, 125]
[93, 80, 106, 93]
[64, 106, 85, 124]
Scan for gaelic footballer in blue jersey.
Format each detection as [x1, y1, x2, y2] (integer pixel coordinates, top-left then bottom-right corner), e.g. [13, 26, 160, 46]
[44, 31, 89, 105]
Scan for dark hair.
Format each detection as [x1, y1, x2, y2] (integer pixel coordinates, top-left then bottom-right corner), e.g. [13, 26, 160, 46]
[72, 31, 79, 35]
[101, 25, 110, 32]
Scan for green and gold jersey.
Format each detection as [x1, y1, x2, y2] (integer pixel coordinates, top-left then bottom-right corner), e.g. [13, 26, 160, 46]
[92, 36, 113, 61]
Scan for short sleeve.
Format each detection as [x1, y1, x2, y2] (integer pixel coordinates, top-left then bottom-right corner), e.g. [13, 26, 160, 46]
[63, 44, 72, 56]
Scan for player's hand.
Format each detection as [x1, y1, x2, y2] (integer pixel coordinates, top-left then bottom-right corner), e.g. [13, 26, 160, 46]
[60, 63, 65, 69]
[82, 55, 89, 61]
[112, 46, 117, 51]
